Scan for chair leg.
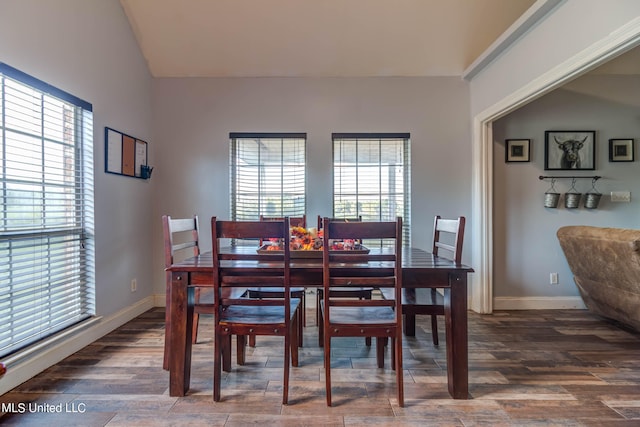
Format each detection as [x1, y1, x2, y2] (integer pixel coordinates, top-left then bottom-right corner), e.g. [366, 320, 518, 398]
[213, 329, 223, 402]
[395, 333, 404, 407]
[163, 288, 171, 370]
[249, 335, 256, 347]
[404, 313, 416, 337]
[316, 289, 322, 327]
[221, 334, 232, 371]
[236, 335, 246, 366]
[376, 337, 385, 368]
[318, 305, 324, 348]
[431, 314, 439, 345]
[191, 288, 201, 344]
[364, 294, 372, 346]
[283, 330, 290, 405]
[391, 337, 396, 370]
[291, 312, 299, 367]
[301, 291, 306, 327]
[297, 302, 304, 347]
[324, 332, 331, 406]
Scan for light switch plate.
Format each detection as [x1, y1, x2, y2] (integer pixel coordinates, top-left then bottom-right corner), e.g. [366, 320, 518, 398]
[611, 191, 631, 202]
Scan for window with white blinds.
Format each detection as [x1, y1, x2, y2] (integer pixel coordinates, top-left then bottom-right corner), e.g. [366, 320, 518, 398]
[332, 133, 411, 245]
[0, 63, 95, 358]
[230, 133, 306, 224]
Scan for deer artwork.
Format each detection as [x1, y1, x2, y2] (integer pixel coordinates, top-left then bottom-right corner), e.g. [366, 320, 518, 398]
[555, 136, 587, 169]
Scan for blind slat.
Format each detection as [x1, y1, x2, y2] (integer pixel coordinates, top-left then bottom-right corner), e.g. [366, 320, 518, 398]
[230, 135, 306, 222]
[333, 134, 411, 245]
[0, 63, 95, 358]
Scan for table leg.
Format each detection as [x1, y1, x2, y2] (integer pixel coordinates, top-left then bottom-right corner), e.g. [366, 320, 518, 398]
[169, 272, 194, 396]
[444, 272, 469, 399]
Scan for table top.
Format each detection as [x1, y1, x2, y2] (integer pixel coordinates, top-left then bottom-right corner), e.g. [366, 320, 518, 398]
[168, 246, 474, 273]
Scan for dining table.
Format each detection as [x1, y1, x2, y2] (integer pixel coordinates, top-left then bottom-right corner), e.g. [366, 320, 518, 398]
[166, 246, 474, 399]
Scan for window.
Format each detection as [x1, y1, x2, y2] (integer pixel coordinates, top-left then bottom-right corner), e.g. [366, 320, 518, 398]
[0, 64, 95, 358]
[230, 133, 306, 224]
[332, 133, 411, 244]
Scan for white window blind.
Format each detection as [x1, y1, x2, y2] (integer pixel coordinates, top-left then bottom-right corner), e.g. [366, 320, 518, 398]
[0, 63, 95, 358]
[333, 133, 411, 245]
[230, 133, 306, 223]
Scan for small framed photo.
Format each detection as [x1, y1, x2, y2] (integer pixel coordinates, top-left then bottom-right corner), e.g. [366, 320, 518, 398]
[545, 130, 596, 170]
[609, 138, 634, 162]
[505, 139, 530, 162]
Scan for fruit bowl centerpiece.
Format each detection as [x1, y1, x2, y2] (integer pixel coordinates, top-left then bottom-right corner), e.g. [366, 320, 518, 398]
[257, 226, 368, 257]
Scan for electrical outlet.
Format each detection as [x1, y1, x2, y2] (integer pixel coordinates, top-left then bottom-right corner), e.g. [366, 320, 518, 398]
[131, 278, 137, 292]
[611, 191, 631, 202]
[549, 273, 558, 285]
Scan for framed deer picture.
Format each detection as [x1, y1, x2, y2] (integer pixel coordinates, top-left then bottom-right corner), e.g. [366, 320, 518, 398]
[544, 130, 596, 170]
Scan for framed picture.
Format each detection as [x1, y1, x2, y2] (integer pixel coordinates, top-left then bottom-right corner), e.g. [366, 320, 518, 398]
[609, 138, 634, 162]
[505, 139, 530, 162]
[544, 130, 596, 170]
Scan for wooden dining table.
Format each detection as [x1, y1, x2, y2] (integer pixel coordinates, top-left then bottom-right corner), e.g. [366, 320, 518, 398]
[166, 246, 474, 399]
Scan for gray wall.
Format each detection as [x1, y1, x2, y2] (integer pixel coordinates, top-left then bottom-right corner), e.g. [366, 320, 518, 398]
[150, 77, 472, 296]
[0, 0, 154, 317]
[493, 74, 640, 303]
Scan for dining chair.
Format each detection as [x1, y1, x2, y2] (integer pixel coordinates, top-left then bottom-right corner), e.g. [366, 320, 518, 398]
[315, 215, 373, 346]
[211, 217, 300, 404]
[248, 214, 307, 346]
[162, 215, 212, 370]
[320, 217, 404, 407]
[386, 216, 465, 344]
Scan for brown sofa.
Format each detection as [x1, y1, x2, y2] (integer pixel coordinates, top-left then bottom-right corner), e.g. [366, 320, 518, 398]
[557, 225, 640, 331]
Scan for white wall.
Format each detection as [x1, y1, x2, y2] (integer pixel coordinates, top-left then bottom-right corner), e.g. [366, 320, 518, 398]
[470, 0, 640, 117]
[151, 77, 471, 296]
[493, 74, 640, 302]
[0, 0, 154, 392]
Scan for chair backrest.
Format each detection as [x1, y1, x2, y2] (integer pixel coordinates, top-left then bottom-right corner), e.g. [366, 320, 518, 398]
[260, 215, 306, 245]
[317, 215, 362, 229]
[432, 216, 465, 263]
[321, 217, 402, 317]
[162, 215, 201, 269]
[261, 214, 306, 228]
[212, 217, 291, 310]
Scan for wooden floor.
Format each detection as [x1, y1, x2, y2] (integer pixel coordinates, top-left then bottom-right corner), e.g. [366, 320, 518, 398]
[1, 303, 640, 426]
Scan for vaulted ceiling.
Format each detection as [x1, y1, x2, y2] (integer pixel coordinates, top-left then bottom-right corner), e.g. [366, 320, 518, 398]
[120, 0, 537, 78]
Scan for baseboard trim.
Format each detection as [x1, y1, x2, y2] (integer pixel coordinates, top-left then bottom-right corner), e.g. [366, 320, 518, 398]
[0, 296, 155, 395]
[493, 296, 586, 310]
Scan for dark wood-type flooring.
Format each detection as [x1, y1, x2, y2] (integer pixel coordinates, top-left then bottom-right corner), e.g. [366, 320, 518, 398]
[2, 300, 640, 426]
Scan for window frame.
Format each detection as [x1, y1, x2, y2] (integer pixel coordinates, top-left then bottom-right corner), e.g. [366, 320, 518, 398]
[332, 132, 411, 245]
[229, 132, 307, 244]
[0, 63, 95, 359]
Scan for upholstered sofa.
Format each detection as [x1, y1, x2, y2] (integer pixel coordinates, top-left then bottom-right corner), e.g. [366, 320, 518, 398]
[557, 225, 640, 331]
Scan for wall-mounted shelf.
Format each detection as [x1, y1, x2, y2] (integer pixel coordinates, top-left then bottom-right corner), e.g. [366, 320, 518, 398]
[539, 175, 601, 181]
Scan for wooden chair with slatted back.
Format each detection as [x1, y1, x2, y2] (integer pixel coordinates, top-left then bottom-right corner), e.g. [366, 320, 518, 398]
[260, 214, 306, 244]
[162, 215, 212, 370]
[211, 217, 300, 404]
[249, 215, 307, 346]
[400, 216, 465, 344]
[315, 215, 373, 346]
[320, 217, 404, 407]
